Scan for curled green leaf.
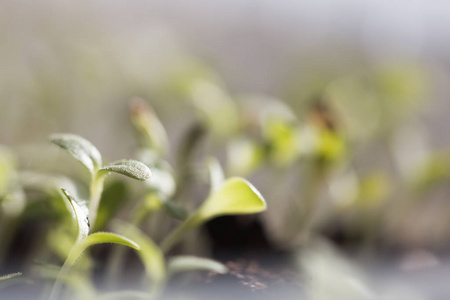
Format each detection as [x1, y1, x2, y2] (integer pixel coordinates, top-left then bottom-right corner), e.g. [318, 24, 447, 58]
[65, 232, 140, 267]
[161, 177, 266, 252]
[198, 177, 267, 220]
[50, 134, 102, 174]
[99, 160, 151, 181]
[61, 188, 90, 242]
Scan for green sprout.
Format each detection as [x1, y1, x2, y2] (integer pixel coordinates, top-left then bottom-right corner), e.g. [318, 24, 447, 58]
[48, 133, 151, 299]
[160, 177, 267, 252]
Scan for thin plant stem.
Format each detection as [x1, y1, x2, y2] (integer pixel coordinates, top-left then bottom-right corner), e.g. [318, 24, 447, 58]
[160, 214, 202, 253]
[88, 174, 105, 230]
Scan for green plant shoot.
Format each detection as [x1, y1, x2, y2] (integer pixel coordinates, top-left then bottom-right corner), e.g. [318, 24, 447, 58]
[161, 177, 266, 252]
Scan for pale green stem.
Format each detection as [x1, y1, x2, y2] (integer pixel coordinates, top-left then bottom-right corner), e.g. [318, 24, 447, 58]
[88, 174, 105, 230]
[160, 214, 202, 253]
[49, 259, 71, 300]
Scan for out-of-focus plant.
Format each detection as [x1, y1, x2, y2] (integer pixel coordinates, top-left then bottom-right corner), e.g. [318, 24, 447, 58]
[0, 52, 444, 300]
[299, 240, 376, 300]
[160, 176, 266, 252]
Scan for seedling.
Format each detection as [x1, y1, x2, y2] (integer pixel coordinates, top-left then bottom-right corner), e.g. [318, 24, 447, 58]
[2, 105, 268, 300]
[161, 177, 266, 252]
[48, 134, 151, 299]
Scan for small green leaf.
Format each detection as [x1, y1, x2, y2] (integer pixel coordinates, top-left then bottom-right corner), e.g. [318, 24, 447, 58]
[0, 272, 22, 281]
[112, 221, 166, 283]
[50, 134, 102, 174]
[167, 256, 227, 277]
[99, 160, 151, 181]
[61, 188, 90, 242]
[65, 232, 140, 267]
[160, 177, 266, 252]
[198, 177, 266, 221]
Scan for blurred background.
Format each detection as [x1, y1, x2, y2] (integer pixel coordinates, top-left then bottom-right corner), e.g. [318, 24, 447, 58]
[2, 0, 450, 299]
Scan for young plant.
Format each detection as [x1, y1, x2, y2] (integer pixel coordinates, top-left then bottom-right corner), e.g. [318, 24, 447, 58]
[49, 133, 152, 228]
[48, 133, 151, 299]
[160, 176, 267, 252]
